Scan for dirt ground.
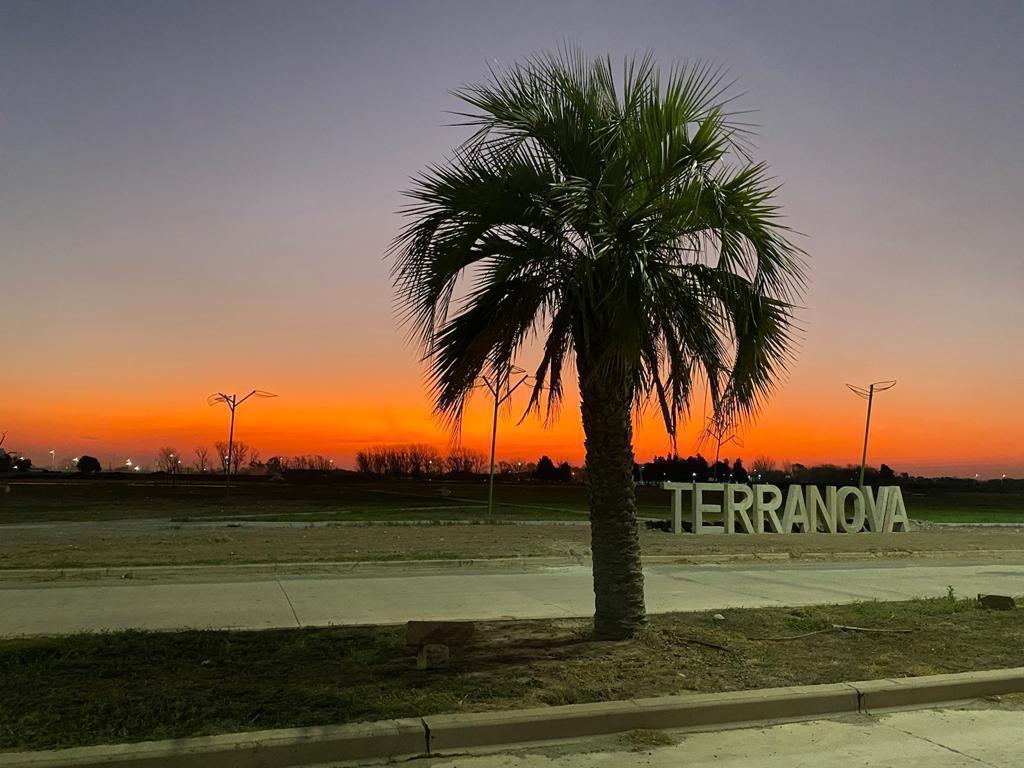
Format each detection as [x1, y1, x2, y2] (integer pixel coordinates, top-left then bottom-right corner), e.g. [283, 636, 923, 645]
[3, 521, 1024, 570]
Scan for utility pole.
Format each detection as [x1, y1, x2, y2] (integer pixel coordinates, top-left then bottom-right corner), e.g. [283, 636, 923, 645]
[208, 390, 276, 490]
[846, 380, 896, 487]
[477, 366, 530, 516]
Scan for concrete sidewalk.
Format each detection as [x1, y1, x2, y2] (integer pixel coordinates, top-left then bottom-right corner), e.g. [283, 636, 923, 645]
[395, 706, 1024, 768]
[2, 561, 1022, 636]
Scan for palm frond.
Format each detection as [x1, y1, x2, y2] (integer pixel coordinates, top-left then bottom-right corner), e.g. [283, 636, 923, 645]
[391, 46, 807, 438]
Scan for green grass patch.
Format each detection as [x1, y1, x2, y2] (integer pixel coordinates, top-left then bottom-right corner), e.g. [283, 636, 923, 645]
[3, 596, 1023, 752]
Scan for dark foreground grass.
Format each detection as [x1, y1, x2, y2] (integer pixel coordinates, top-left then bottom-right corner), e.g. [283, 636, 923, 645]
[3, 597, 1023, 752]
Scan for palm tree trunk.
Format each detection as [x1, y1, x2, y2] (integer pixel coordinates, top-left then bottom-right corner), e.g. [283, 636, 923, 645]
[579, 364, 646, 640]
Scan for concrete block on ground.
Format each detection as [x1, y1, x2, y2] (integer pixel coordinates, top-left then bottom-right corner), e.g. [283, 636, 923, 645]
[854, 668, 1024, 711]
[406, 620, 476, 647]
[977, 594, 1016, 610]
[416, 643, 450, 670]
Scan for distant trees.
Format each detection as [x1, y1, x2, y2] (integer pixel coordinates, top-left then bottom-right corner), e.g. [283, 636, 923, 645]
[637, 453, 711, 483]
[352, 446, 584, 481]
[0, 432, 28, 473]
[354, 444, 494, 478]
[155, 447, 183, 474]
[709, 459, 731, 481]
[247, 449, 263, 474]
[193, 446, 210, 473]
[535, 456, 557, 480]
[497, 459, 534, 476]
[634, 456, 905, 487]
[0, 432, 11, 473]
[533, 455, 573, 482]
[268, 454, 334, 472]
[445, 448, 487, 476]
[214, 441, 250, 475]
[355, 444, 442, 476]
[77, 455, 102, 474]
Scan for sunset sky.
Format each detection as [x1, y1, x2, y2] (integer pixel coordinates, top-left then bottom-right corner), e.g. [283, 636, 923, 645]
[3, 0, 1023, 476]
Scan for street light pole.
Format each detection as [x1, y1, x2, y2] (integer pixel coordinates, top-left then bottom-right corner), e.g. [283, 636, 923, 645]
[846, 379, 896, 487]
[477, 366, 530, 516]
[858, 384, 875, 487]
[208, 389, 277, 491]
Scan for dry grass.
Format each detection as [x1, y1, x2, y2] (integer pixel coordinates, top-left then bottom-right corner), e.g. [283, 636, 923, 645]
[4, 524, 1024, 571]
[3, 596, 1022, 752]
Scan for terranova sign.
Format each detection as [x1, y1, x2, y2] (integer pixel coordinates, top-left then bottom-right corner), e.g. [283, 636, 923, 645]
[662, 482, 909, 535]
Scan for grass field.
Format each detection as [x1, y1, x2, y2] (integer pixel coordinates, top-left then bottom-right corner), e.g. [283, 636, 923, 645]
[3, 596, 1022, 751]
[0, 479, 595, 525]
[2, 478, 1024, 525]
[3, 479, 1024, 571]
[6, 526, 1024, 571]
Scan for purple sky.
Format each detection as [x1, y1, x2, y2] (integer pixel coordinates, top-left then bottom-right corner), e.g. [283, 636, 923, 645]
[3, 1, 1023, 476]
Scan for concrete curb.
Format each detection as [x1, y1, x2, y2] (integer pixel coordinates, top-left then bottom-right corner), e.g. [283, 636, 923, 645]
[3, 668, 1024, 767]
[0, 720, 428, 768]
[853, 667, 1024, 711]
[5, 548, 1024, 584]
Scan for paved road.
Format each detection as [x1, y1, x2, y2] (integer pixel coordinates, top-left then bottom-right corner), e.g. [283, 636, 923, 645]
[388, 706, 1024, 767]
[2, 560, 1022, 636]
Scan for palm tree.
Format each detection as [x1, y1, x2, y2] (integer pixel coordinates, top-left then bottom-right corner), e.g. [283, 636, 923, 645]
[391, 50, 806, 639]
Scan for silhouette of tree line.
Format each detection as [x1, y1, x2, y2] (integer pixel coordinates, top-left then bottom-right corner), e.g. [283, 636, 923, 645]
[353, 445, 578, 481]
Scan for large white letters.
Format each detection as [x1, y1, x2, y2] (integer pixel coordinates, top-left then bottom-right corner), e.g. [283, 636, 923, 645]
[885, 486, 910, 532]
[724, 483, 755, 534]
[782, 485, 810, 533]
[692, 483, 723, 534]
[661, 483, 907, 535]
[754, 484, 784, 533]
[806, 486, 837, 533]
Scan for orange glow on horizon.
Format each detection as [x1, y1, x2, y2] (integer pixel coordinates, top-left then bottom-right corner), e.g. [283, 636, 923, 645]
[7, 360, 1022, 478]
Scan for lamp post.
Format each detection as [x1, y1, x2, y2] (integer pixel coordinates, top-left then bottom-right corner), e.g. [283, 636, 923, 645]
[846, 380, 896, 487]
[476, 366, 530, 516]
[208, 390, 277, 488]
